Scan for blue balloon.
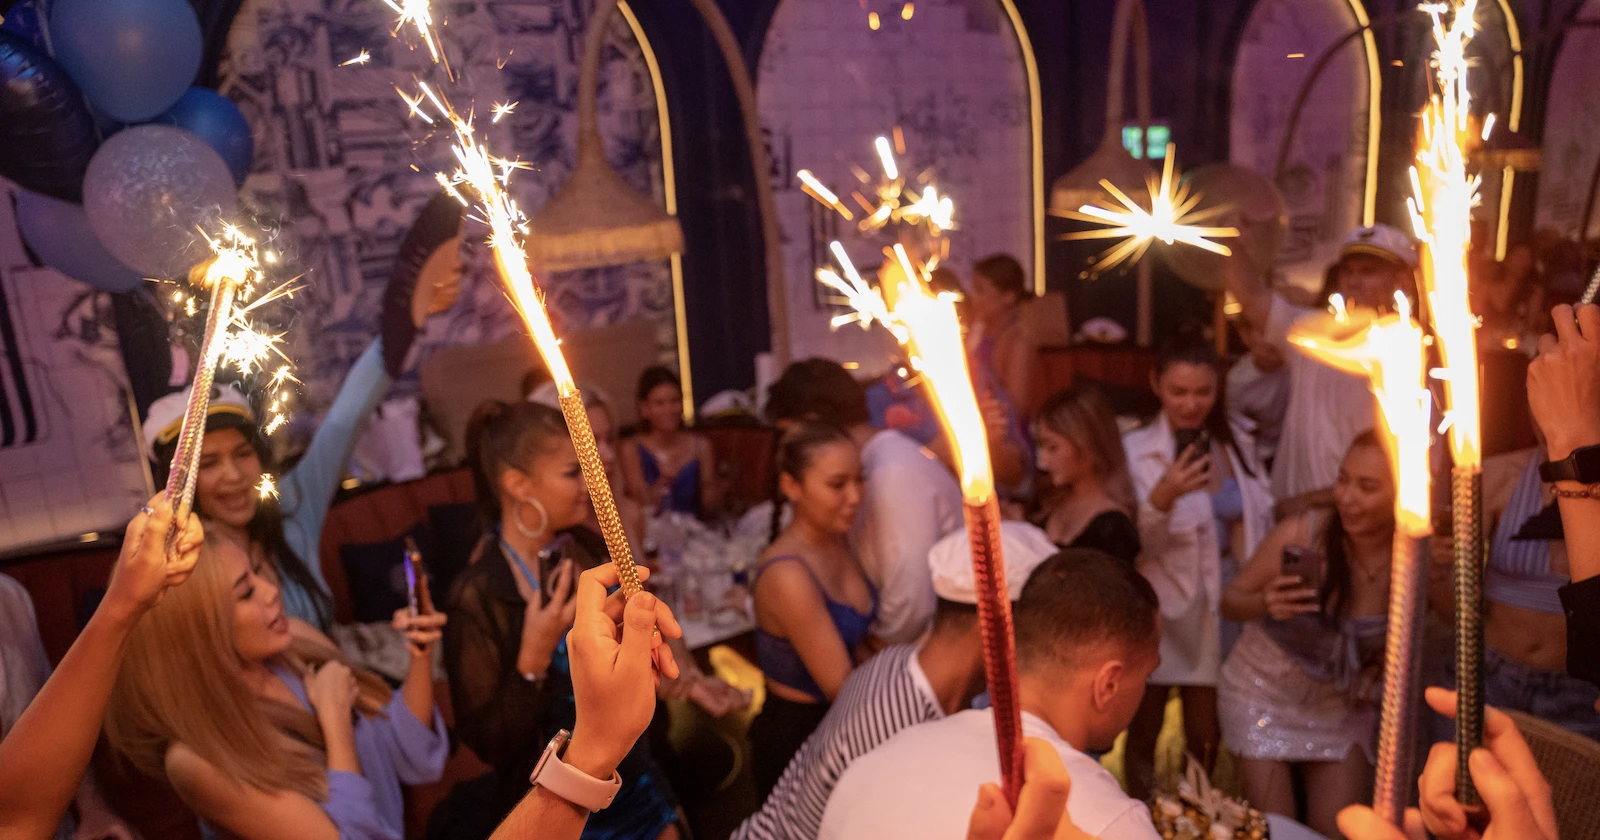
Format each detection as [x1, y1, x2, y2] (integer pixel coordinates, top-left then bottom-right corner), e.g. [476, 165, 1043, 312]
[50, 0, 201, 122]
[156, 88, 254, 185]
[15, 189, 146, 292]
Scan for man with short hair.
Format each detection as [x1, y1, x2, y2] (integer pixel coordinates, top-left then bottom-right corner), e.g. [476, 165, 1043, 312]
[732, 522, 1058, 840]
[1224, 223, 1418, 505]
[817, 549, 1164, 840]
[766, 358, 964, 647]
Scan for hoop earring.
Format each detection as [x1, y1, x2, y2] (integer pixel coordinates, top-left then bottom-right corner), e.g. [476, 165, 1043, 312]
[513, 496, 548, 539]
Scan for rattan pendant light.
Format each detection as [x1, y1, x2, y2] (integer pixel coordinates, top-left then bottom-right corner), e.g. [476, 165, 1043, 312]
[1050, 0, 1156, 344]
[1049, 0, 1153, 216]
[526, 0, 684, 272]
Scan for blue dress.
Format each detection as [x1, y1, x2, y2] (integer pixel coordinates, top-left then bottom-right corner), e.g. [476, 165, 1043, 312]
[637, 443, 701, 515]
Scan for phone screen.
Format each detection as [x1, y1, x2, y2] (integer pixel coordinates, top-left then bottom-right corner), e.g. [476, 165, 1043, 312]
[1174, 428, 1211, 460]
[1281, 545, 1326, 593]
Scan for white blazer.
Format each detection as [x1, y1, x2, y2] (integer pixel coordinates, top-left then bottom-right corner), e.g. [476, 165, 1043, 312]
[1124, 414, 1274, 622]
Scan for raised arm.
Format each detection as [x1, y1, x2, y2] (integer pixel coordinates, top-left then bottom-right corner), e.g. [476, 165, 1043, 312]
[1529, 304, 1600, 584]
[0, 498, 200, 840]
[1222, 239, 1274, 333]
[1222, 515, 1313, 622]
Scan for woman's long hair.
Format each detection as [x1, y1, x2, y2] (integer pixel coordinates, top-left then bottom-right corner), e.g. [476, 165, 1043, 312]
[1317, 430, 1390, 623]
[104, 534, 390, 801]
[1152, 335, 1256, 478]
[154, 417, 334, 628]
[1034, 384, 1135, 513]
[767, 422, 855, 545]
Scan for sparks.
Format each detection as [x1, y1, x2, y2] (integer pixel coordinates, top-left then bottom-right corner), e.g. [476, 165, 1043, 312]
[1059, 143, 1239, 274]
[875, 136, 899, 181]
[797, 170, 855, 221]
[379, 0, 450, 77]
[1412, 0, 1483, 470]
[257, 474, 278, 500]
[491, 100, 518, 122]
[340, 50, 371, 67]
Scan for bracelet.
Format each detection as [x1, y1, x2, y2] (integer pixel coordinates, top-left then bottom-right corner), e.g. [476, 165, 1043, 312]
[1553, 483, 1600, 501]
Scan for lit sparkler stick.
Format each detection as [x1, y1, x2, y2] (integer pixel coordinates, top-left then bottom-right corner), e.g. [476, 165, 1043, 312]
[1291, 294, 1432, 826]
[818, 243, 1024, 807]
[1409, 0, 1487, 807]
[1058, 143, 1239, 274]
[400, 83, 643, 599]
[380, 0, 452, 79]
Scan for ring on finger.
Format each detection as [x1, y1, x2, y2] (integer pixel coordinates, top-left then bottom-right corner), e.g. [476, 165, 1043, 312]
[140, 504, 154, 516]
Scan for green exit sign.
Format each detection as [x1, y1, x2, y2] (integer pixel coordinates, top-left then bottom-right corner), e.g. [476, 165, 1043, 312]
[1122, 124, 1170, 159]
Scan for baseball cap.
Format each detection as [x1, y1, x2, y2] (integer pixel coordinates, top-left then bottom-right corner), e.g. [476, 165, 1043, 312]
[1339, 223, 1417, 268]
[142, 382, 255, 462]
[928, 521, 1058, 604]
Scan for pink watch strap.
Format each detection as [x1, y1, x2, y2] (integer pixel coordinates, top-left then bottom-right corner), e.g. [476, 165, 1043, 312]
[531, 745, 622, 811]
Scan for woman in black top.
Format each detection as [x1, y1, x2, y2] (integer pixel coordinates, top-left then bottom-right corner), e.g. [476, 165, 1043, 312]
[444, 400, 681, 839]
[1032, 385, 1140, 563]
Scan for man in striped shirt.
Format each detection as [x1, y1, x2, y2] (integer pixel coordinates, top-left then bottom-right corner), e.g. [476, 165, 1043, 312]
[731, 522, 1057, 840]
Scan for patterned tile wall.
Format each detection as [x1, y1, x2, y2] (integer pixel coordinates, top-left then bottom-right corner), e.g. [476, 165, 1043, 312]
[758, 0, 1033, 374]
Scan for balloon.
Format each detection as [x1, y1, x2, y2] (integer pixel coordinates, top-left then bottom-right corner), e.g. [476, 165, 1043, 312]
[15, 189, 146, 292]
[50, 0, 202, 122]
[82, 125, 238, 278]
[1164, 164, 1288, 293]
[0, 31, 99, 202]
[156, 88, 254, 184]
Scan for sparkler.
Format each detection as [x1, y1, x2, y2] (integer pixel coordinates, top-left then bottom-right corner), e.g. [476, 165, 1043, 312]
[1058, 143, 1238, 275]
[1291, 294, 1432, 826]
[794, 134, 955, 245]
[340, 51, 371, 67]
[393, 78, 643, 597]
[380, 0, 451, 78]
[164, 226, 298, 551]
[818, 243, 1024, 807]
[1408, 0, 1487, 807]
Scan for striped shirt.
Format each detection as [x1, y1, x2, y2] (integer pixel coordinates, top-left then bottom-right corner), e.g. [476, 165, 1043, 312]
[732, 644, 942, 840]
[1486, 454, 1565, 614]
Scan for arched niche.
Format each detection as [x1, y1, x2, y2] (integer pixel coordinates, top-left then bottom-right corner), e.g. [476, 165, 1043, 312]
[1536, 0, 1600, 241]
[1229, 0, 1375, 296]
[757, 0, 1038, 372]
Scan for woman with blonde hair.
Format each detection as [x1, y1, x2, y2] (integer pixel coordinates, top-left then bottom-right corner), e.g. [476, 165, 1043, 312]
[105, 534, 447, 839]
[1032, 384, 1139, 564]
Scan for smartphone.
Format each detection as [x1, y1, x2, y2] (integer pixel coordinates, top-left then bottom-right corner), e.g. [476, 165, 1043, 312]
[536, 534, 574, 608]
[1281, 545, 1326, 593]
[403, 536, 424, 618]
[1173, 427, 1212, 462]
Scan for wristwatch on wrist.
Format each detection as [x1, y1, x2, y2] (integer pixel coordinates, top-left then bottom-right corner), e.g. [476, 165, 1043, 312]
[529, 729, 621, 812]
[1539, 444, 1600, 484]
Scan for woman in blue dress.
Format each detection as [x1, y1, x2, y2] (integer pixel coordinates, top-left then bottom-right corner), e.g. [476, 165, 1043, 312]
[620, 366, 723, 518]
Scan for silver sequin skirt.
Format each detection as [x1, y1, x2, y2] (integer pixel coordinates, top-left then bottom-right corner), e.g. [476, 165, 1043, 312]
[1218, 624, 1377, 763]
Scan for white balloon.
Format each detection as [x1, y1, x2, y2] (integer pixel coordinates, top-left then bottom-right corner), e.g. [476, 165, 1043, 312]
[82, 125, 238, 278]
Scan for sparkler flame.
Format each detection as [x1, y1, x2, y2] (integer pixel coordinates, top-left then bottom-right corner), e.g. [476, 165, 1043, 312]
[1289, 293, 1431, 536]
[1059, 143, 1239, 274]
[1409, 0, 1482, 469]
[380, 0, 449, 76]
[340, 51, 372, 67]
[257, 473, 278, 500]
[794, 134, 954, 240]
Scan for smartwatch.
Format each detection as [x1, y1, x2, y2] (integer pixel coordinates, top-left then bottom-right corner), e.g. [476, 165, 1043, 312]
[529, 729, 621, 812]
[1539, 444, 1600, 484]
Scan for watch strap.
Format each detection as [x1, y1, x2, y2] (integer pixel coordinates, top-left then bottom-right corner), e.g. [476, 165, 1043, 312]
[1540, 456, 1579, 483]
[531, 741, 621, 811]
[1542, 444, 1600, 484]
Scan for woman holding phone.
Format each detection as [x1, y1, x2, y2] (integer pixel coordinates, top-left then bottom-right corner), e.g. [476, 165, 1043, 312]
[1218, 431, 1393, 837]
[1122, 336, 1273, 801]
[445, 400, 682, 839]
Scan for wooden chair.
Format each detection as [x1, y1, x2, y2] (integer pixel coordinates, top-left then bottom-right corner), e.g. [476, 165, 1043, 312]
[1504, 709, 1600, 839]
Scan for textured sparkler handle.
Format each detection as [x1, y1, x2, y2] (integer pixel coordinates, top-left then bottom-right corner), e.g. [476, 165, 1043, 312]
[1581, 262, 1600, 306]
[163, 280, 237, 556]
[1373, 534, 1428, 826]
[1452, 467, 1485, 809]
[963, 497, 1024, 808]
[558, 392, 643, 599]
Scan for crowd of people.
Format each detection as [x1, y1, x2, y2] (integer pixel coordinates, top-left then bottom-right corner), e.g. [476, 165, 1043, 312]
[3, 213, 1600, 840]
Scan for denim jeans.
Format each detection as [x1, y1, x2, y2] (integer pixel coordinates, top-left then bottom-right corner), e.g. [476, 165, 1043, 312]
[1462, 646, 1600, 742]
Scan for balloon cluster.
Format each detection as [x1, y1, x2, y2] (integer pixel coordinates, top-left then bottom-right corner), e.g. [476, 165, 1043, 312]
[1, 0, 253, 291]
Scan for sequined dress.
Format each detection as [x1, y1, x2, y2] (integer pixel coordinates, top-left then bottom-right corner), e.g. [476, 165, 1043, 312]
[1218, 615, 1386, 763]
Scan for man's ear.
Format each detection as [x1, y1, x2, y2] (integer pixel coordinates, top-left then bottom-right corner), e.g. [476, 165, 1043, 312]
[1092, 659, 1127, 711]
